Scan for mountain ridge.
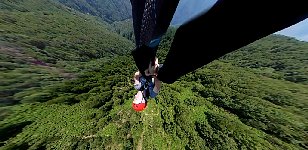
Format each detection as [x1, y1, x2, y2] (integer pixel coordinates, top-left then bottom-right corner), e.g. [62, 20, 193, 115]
[56, 0, 132, 23]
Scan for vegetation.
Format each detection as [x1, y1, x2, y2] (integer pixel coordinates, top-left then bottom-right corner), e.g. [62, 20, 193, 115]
[56, 0, 132, 23]
[1, 0, 308, 149]
[111, 19, 134, 42]
[1, 54, 307, 149]
[0, 41, 69, 106]
[0, 0, 133, 62]
[0, 0, 133, 106]
[223, 35, 308, 85]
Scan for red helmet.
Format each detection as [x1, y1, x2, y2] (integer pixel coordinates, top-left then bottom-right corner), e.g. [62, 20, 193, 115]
[133, 91, 147, 111]
[132, 102, 147, 111]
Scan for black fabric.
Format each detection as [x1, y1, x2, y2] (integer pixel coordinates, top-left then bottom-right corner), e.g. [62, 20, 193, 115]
[157, 0, 308, 84]
[152, 0, 180, 39]
[130, 0, 145, 47]
[131, 45, 156, 75]
[130, 0, 180, 75]
[139, 0, 157, 46]
[131, 0, 179, 47]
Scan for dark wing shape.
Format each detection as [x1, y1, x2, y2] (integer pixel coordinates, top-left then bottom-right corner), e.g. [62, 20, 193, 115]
[130, 0, 145, 47]
[152, 0, 180, 40]
[157, 0, 308, 83]
[130, 0, 179, 74]
[132, 45, 156, 74]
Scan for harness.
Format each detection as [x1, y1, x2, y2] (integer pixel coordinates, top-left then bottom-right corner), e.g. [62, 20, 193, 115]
[139, 76, 153, 99]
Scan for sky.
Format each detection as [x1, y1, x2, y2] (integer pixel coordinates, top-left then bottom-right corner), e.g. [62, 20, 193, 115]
[171, 0, 217, 25]
[172, 0, 308, 42]
[276, 19, 308, 42]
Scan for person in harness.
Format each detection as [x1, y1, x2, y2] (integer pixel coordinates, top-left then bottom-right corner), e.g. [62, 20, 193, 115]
[132, 57, 162, 112]
[129, 0, 175, 112]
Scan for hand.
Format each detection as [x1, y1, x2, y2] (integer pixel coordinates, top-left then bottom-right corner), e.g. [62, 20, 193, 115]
[144, 68, 151, 76]
[148, 61, 159, 76]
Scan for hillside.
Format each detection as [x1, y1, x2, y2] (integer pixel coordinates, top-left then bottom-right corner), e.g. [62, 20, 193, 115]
[0, 0, 133, 61]
[0, 0, 133, 106]
[1, 0, 308, 149]
[111, 19, 134, 42]
[1, 54, 307, 149]
[56, 0, 132, 23]
[1, 29, 308, 149]
[223, 35, 308, 84]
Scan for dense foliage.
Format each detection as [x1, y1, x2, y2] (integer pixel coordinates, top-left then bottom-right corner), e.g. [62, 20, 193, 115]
[111, 19, 134, 42]
[0, 0, 133, 62]
[223, 35, 308, 85]
[1, 53, 307, 149]
[0, 0, 133, 106]
[1, 0, 307, 149]
[56, 0, 132, 23]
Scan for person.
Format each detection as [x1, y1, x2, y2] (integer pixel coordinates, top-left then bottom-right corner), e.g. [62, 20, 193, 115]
[132, 58, 162, 112]
[130, 0, 178, 84]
